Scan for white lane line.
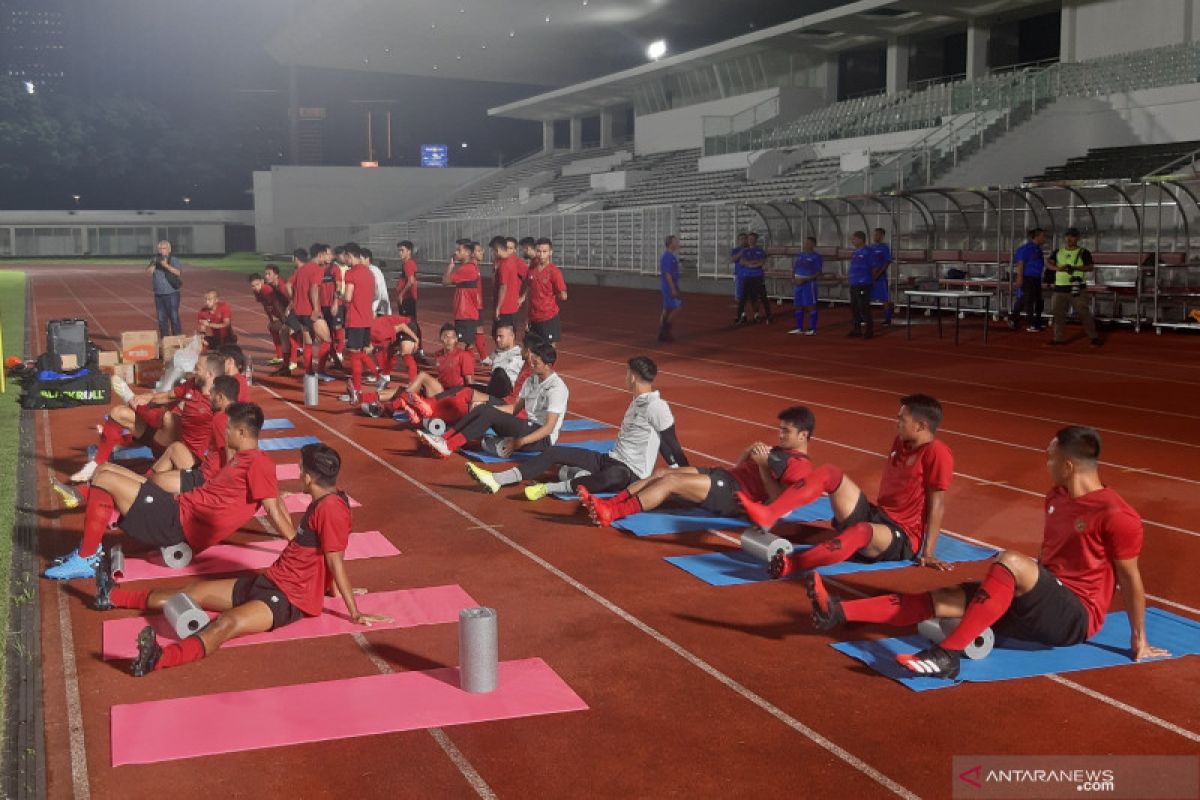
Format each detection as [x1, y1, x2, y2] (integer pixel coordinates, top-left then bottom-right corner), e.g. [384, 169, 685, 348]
[1046, 675, 1200, 744]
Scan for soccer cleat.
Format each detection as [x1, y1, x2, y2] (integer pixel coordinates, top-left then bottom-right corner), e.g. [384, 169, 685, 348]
[339, 380, 361, 405]
[287, 362, 299, 371]
[523, 483, 550, 502]
[130, 625, 163, 677]
[48, 546, 79, 567]
[576, 485, 594, 514]
[406, 392, 434, 420]
[316, 372, 337, 383]
[110, 373, 136, 403]
[50, 475, 83, 509]
[70, 460, 98, 484]
[1026, 326, 1043, 333]
[93, 552, 115, 610]
[376, 375, 391, 393]
[804, 329, 816, 336]
[415, 430, 451, 458]
[787, 328, 802, 335]
[362, 402, 384, 418]
[767, 550, 796, 579]
[586, 496, 615, 527]
[271, 364, 293, 377]
[465, 462, 501, 494]
[266, 357, 284, 366]
[896, 646, 961, 679]
[804, 572, 846, 631]
[43, 549, 102, 581]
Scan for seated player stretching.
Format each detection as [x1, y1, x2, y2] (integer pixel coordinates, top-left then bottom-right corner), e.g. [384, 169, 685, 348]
[44, 403, 289, 580]
[197, 289, 236, 349]
[93, 443, 391, 676]
[416, 341, 567, 458]
[743, 394, 953, 576]
[465, 356, 687, 500]
[583, 406, 815, 527]
[806, 426, 1168, 679]
[367, 312, 421, 390]
[144, 374, 240, 495]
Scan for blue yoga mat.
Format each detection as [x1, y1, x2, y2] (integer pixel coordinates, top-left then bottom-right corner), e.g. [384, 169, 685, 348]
[485, 418, 611, 436]
[831, 608, 1200, 691]
[462, 439, 614, 465]
[665, 534, 995, 586]
[612, 496, 834, 537]
[110, 445, 153, 462]
[259, 435, 322, 452]
[261, 418, 295, 431]
[553, 492, 615, 501]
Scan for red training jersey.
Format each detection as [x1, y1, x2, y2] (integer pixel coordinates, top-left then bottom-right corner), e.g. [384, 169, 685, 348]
[875, 437, 954, 552]
[254, 284, 288, 321]
[173, 382, 214, 459]
[236, 373, 250, 402]
[178, 448, 277, 551]
[265, 491, 352, 617]
[451, 262, 482, 320]
[436, 346, 475, 389]
[1041, 486, 1143, 637]
[397, 258, 419, 300]
[526, 263, 566, 322]
[729, 449, 812, 503]
[370, 314, 411, 349]
[496, 255, 523, 315]
[290, 261, 320, 316]
[199, 410, 229, 479]
[319, 263, 341, 308]
[344, 263, 376, 328]
[197, 302, 236, 345]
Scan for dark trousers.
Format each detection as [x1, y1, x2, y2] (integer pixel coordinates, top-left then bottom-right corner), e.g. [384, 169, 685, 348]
[736, 276, 771, 320]
[1010, 278, 1044, 328]
[516, 446, 634, 493]
[154, 292, 182, 336]
[452, 405, 550, 452]
[849, 283, 873, 336]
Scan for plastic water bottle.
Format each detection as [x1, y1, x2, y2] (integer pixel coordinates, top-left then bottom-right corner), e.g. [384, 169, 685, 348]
[244, 358, 254, 387]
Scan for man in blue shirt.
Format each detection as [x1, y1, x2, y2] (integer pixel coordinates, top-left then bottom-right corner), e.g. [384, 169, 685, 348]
[736, 232, 772, 325]
[789, 236, 823, 336]
[147, 239, 184, 336]
[869, 228, 895, 325]
[1009, 227, 1047, 332]
[659, 235, 682, 342]
[731, 232, 747, 308]
[847, 230, 874, 339]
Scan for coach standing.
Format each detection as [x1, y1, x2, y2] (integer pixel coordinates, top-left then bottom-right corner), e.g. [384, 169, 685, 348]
[147, 239, 184, 336]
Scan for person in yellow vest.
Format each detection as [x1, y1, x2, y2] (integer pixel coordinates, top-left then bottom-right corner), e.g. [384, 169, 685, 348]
[1048, 227, 1101, 347]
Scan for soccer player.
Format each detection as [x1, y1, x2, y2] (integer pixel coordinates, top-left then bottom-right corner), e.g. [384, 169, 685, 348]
[249, 271, 292, 370]
[443, 239, 486, 355]
[363, 247, 391, 316]
[518, 236, 537, 278]
[395, 240, 420, 319]
[491, 236, 524, 340]
[44, 402, 288, 580]
[197, 290, 236, 349]
[400, 322, 476, 405]
[1009, 228, 1047, 332]
[340, 244, 380, 403]
[416, 341, 567, 458]
[584, 406, 815, 527]
[659, 235, 682, 342]
[217, 344, 252, 401]
[806, 426, 1167, 679]
[98, 443, 391, 676]
[146, 374, 239, 495]
[869, 228, 895, 326]
[521, 238, 568, 343]
[847, 231, 874, 339]
[742, 394, 953, 576]
[731, 232, 748, 312]
[291, 244, 334, 376]
[367, 312, 420, 389]
[735, 232, 771, 325]
[789, 236, 822, 336]
[316, 245, 351, 376]
[466, 355, 687, 500]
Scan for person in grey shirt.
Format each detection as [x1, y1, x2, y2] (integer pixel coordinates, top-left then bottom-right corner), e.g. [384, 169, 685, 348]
[147, 240, 184, 336]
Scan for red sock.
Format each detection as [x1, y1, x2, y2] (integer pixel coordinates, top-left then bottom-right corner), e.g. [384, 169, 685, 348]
[291, 334, 304, 360]
[94, 418, 126, 464]
[80, 488, 116, 557]
[843, 592, 934, 625]
[612, 488, 632, 503]
[474, 333, 489, 357]
[761, 464, 844, 527]
[154, 635, 207, 670]
[941, 563, 1015, 651]
[335, 327, 346, 354]
[350, 351, 364, 391]
[76, 485, 92, 504]
[403, 354, 418, 384]
[109, 586, 150, 609]
[611, 493, 643, 521]
[787, 522, 873, 571]
[271, 329, 284, 359]
[315, 341, 330, 373]
[442, 431, 467, 451]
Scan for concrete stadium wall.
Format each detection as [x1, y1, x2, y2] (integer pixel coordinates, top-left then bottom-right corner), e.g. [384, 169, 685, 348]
[634, 87, 825, 155]
[1063, 0, 1200, 62]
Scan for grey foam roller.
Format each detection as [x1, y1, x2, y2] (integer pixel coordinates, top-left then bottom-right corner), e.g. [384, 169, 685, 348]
[459, 607, 498, 693]
[424, 417, 446, 437]
[109, 544, 125, 581]
[163, 593, 209, 639]
[739, 529, 793, 563]
[304, 373, 320, 407]
[916, 617, 994, 660]
[160, 542, 193, 569]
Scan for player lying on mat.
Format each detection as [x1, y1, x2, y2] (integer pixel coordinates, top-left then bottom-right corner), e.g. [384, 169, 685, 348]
[92, 443, 392, 676]
[415, 340, 567, 458]
[738, 393, 955, 576]
[392, 322, 475, 409]
[805, 426, 1168, 679]
[465, 355, 688, 500]
[144, 375, 239, 495]
[582, 405, 815, 527]
[45, 402, 289, 580]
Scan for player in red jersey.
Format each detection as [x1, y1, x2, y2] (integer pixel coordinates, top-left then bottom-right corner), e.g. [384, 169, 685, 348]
[806, 426, 1168, 679]
[366, 313, 420, 388]
[584, 406, 815, 527]
[290, 244, 334, 376]
[395, 240, 420, 320]
[217, 344, 252, 402]
[196, 290, 236, 349]
[44, 403, 292, 581]
[747, 394, 954, 576]
[144, 374, 239, 494]
[520, 237, 568, 343]
[392, 322, 475, 419]
[490, 236, 525, 341]
[518, 237, 537, 280]
[90, 443, 391, 675]
[315, 246, 351, 377]
[443, 239, 487, 356]
[248, 271, 292, 369]
[339, 244, 381, 403]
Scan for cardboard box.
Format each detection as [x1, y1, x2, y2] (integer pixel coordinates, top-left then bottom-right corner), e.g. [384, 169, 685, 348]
[98, 351, 119, 368]
[110, 363, 135, 386]
[135, 359, 164, 388]
[120, 330, 159, 363]
[160, 334, 190, 365]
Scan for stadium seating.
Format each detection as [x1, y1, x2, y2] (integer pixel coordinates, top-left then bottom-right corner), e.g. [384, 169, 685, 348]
[1026, 141, 1200, 182]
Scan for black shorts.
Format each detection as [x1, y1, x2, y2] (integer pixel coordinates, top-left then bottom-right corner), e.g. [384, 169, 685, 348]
[529, 315, 561, 343]
[697, 468, 741, 517]
[454, 318, 481, 343]
[967, 565, 1089, 647]
[283, 313, 303, 335]
[493, 313, 517, 335]
[120, 482, 187, 547]
[322, 306, 344, 330]
[837, 492, 915, 563]
[179, 468, 206, 494]
[398, 297, 417, 319]
[231, 574, 304, 631]
[346, 326, 370, 350]
[297, 314, 316, 337]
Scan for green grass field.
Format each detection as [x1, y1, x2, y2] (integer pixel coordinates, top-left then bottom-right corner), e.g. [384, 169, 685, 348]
[0, 270, 28, 724]
[0, 251, 269, 274]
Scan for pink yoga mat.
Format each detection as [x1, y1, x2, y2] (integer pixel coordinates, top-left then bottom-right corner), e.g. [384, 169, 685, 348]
[111, 657, 588, 766]
[115, 530, 399, 581]
[255, 492, 363, 516]
[102, 584, 477, 660]
[275, 463, 301, 481]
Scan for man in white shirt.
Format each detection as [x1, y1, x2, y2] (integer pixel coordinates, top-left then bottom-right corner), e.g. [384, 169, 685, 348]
[363, 248, 392, 316]
[416, 341, 567, 458]
[465, 355, 687, 499]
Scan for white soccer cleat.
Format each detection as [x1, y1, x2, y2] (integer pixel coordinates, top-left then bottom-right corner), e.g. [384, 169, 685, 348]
[70, 460, 98, 483]
[110, 374, 135, 403]
[416, 430, 452, 458]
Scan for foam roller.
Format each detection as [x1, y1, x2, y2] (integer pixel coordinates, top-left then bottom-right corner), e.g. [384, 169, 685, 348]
[160, 543, 193, 569]
[163, 593, 209, 639]
[740, 529, 793, 563]
[916, 617, 995, 660]
[423, 417, 446, 437]
[458, 607, 498, 693]
[109, 544, 125, 581]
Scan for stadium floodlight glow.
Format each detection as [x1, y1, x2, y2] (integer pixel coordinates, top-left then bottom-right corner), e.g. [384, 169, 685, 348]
[647, 40, 667, 61]
[23, 80, 35, 94]
[461, 142, 469, 148]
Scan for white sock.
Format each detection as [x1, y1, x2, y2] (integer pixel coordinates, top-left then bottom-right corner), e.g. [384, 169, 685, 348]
[544, 480, 572, 494]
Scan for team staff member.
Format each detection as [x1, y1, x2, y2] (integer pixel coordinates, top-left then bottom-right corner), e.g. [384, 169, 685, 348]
[659, 235, 682, 342]
[197, 290, 236, 349]
[806, 426, 1167, 680]
[521, 238, 568, 343]
[444, 239, 486, 353]
[96, 444, 390, 675]
[847, 231, 874, 339]
[735, 232, 771, 325]
[1009, 228, 1047, 332]
[742, 394, 954, 575]
[870, 228, 895, 326]
[148, 239, 184, 337]
[249, 271, 291, 368]
[1048, 227, 1101, 347]
[789, 237, 822, 336]
[731, 231, 748, 310]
